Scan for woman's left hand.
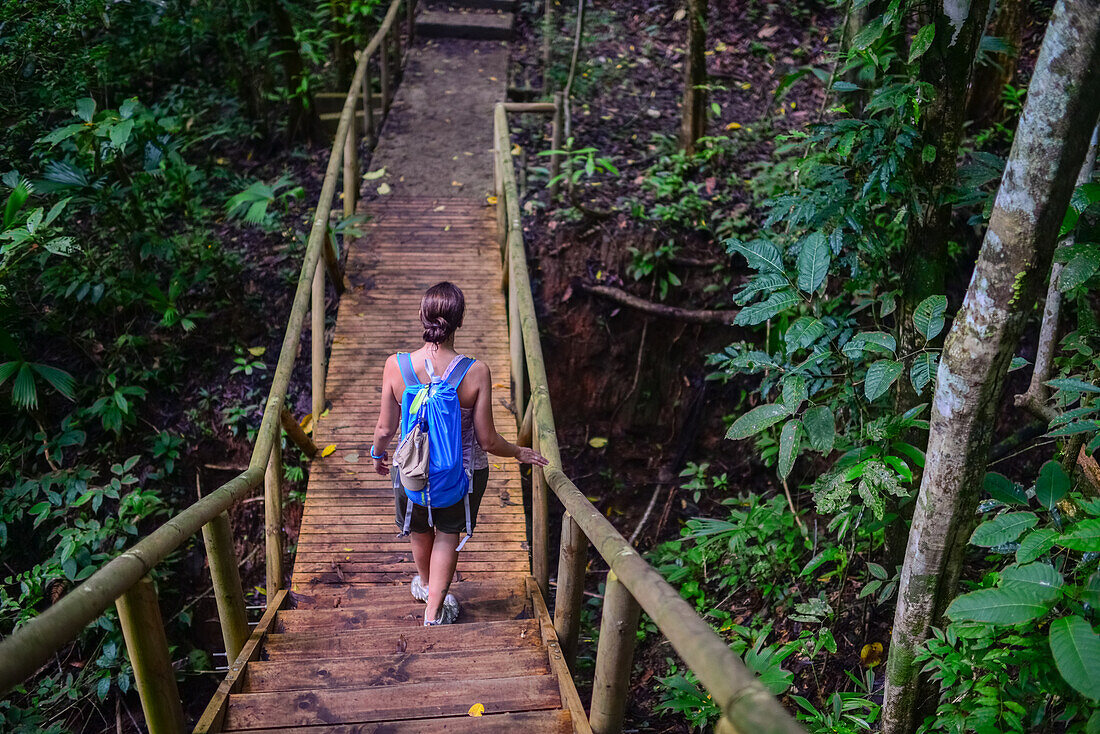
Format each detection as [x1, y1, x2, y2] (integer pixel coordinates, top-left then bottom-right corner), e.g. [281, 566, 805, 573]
[516, 446, 549, 466]
[373, 451, 389, 476]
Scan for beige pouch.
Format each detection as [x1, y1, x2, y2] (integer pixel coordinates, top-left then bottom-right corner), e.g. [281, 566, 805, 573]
[394, 425, 430, 491]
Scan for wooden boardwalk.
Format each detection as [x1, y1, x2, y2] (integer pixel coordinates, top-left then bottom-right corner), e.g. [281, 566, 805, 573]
[205, 197, 582, 732]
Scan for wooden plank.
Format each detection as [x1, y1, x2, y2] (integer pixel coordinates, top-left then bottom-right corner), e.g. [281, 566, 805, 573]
[225, 675, 561, 729]
[225, 709, 572, 733]
[194, 589, 289, 733]
[244, 647, 548, 691]
[289, 578, 529, 605]
[275, 596, 530, 631]
[262, 619, 540, 658]
[527, 577, 593, 734]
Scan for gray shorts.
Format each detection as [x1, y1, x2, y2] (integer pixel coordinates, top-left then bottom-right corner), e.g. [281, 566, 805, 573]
[393, 467, 490, 535]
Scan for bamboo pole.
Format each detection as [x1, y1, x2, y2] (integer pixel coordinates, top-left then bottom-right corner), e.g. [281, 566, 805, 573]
[201, 512, 249, 664]
[502, 102, 558, 113]
[324, 228, 346, 294]
[532, 424, 549, 597]
[406, 0, 415, 40]
[265, 438, 284, 598]
[343, 112, 358, 219]
[380, 28, 391, 115]
[280, 408, 318, 457]
[550, 93, 564, 200]
[364, 65, 376, 145]
[590, 571, 641, 734]
[554, 511, 588, 669]
[115, 576, 185, 734]
[311, 260, 326, 422]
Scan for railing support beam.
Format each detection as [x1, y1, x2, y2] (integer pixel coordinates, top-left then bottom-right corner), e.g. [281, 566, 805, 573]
[280, 408, 318, 457]
[553, 511, 587, 669]
[532, 424, 549, 597]
[265, 437, 284, 598]
[202, 512, 249, 663]
[590, 570, 641, 734]
[311, 260, 326, 422]
[550, 92, 564, 200]
[116, 576, 185, 734]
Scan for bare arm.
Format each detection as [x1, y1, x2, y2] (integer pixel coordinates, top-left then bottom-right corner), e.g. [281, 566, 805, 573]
[371, 355, 402, 476]
[470, 362, 547, 465]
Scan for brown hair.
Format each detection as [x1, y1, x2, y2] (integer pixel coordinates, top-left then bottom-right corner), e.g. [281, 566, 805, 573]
[420, 282, 465, 344]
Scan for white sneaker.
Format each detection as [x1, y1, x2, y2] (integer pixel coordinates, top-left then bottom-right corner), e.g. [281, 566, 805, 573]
[424, 594, 460, 626]
[410, 575, 429, 602]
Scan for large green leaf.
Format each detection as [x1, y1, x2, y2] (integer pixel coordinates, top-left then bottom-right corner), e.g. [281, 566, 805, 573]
[912, 295, 947, 340]
[1058, 249, 1100, 292]
[1059, 519, 1100, 552]
[727, 239, 785, 274]
[970, 511, 1039, 547]
[796, 232, 830, 293]
[781, 375, 807, 413]
[1000, 562, 1063, 602]
[1049, 616, 1100, 700]
[1016, 528, 1058, 564]
[785, 317, 825, 350]
[734, 289, 799, 326]
[946, 586, 1051, 625]
[1046, 377, 1100, 394]
[802, 406, 835, 453]
[983, 471, 1028, 506]
[842, 331, 896, 358]
[727, 403, 791, 440]
[865, 360, 903, 401]
[908, 23, 936, 63]
[1035, 460, 1069, 510]
[778, 419, 801, 479]
[909, 352, 937, 395]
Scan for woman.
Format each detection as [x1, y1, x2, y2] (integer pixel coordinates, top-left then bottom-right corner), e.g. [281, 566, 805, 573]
[370, 282, 547, 626]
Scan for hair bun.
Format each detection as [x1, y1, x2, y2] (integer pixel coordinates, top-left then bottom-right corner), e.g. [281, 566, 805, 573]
[420, 283, 466, 344]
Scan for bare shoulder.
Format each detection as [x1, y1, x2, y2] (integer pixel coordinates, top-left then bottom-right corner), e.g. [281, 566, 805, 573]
[467, 359, 492, 384]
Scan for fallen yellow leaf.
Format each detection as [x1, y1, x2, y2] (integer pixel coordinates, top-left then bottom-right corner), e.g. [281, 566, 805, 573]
[299, 414, 314, 434]
[468, 703, 485, 717]
[588, 437, 609, 449]
[320, 408, 331, 419]
[248, 346, 266, 356]
[377, 182, 391, 195]
[726, 122, 742, 130]
[860, 642, 883, 667]
[321, 444, 337, 458]
[486, 195, 498, 205]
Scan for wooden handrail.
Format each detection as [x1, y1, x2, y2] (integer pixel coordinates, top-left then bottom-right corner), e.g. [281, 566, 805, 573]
[493, 101, 805, 734]
[0, 0, 410, 703]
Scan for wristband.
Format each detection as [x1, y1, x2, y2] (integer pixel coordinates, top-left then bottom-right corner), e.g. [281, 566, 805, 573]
[370, 445, 386, 460]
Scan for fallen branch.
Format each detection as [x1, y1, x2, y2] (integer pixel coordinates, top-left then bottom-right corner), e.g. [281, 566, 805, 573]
[578, 283, 737, 325]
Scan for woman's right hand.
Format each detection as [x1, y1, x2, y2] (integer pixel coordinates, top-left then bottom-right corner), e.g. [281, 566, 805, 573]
[515, 446, 549, 466]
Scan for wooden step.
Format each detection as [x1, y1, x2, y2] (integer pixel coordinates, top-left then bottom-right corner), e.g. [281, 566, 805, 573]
[262, 618, 540, 659]
[276, 594, 530, 631]
[290, 578, 528, 608]
[415, 10, 513, 40]
[243, 646, 550, 692]
[224, 674, 562, 729]
[427, 0, 515, 10]
[225, 709, 572, 733]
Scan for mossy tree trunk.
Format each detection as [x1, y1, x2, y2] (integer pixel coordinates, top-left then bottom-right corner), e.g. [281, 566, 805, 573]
[881, 2, 1100, 731]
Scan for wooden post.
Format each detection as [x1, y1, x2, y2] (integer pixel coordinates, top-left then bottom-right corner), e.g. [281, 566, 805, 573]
[590, 570, 641, 734]
[380, 28, 392, 115]
[542, 0, 553, 90]
[280, 408, 318, 457]
[680, 0, 708, 153]
[406, 0, 415, 40]
[311, 260, 326, 422]
[363, 64, 375, 144]
[116, 577, 184, 734]
[531, 422, 549, 597]
[508, 253, 525, 420]
[265, 438, 284, 598]
[549, 93, 564, 200]
[323, 228, 346, 295]
[201, 512, 249, 664]
[554, 511, 588, 669]
[343, 123, 358, 218]
[517, 397, 534, 447]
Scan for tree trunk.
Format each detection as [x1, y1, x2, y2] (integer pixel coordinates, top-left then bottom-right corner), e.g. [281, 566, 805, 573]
[881, 3, 1100, 732]
[967, 0, 1024, 126]
[680, 0, 708, 153]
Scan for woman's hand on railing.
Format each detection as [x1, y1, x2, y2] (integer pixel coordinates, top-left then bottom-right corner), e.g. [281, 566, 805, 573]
[516, 446, 549, 466]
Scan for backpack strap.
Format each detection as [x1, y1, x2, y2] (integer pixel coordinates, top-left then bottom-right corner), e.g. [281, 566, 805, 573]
[397, 353, 421, 387]
[443, 356, 475, 388]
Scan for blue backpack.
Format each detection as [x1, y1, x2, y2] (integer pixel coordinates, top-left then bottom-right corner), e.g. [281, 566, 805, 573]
[394, 352, 476, 547]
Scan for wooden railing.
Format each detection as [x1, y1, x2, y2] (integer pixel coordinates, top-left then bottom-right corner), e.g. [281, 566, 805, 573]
[0, 3, 412, 731]
[493, 101, 806, 734]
